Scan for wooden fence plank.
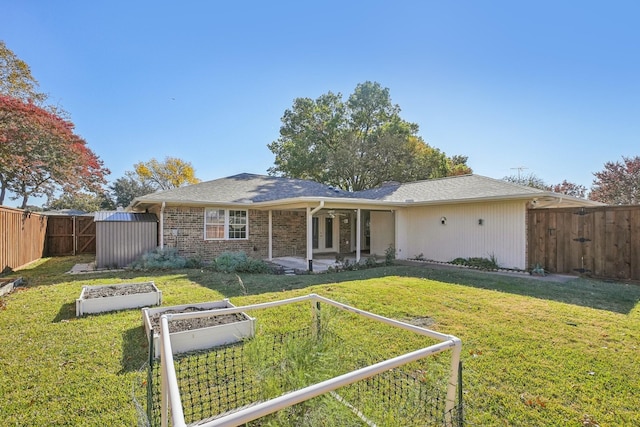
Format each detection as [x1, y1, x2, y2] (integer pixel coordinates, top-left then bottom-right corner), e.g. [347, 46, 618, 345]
[0, 206, 48, 270]
[528, 206, 640, 281]
[45, 215, 96, 256]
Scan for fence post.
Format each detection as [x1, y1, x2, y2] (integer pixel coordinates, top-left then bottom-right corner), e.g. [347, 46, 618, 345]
[457, 360, 464, 426]
[147, 330, 154, 425]
[312, 298, 321, 340]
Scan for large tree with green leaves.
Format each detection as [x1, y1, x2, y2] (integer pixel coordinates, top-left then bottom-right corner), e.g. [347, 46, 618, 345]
[268, 81, 471, 191]
[108, 171, 157, 208]
[46, 192, 113, 212]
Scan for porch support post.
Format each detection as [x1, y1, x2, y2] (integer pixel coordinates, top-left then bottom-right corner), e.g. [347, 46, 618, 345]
[159, 201, 165, 249]
[268, 210, 273, 260]
[356, 208, 361, 262]
[307, 201, 325, 271]
[306, 207, 313, 270]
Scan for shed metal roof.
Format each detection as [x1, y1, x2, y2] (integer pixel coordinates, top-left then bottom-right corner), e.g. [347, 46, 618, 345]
[94, 211, 158, 222]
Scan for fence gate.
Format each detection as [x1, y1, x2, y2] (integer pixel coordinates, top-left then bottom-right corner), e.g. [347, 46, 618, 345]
[46, 216, 96, 256]
[528, 206, 640, 281]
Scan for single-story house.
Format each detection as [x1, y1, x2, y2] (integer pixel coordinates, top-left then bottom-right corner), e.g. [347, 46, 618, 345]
[129, 173, 600, 271]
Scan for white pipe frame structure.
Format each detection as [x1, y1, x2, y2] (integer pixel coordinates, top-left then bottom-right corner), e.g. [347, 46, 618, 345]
[159, 294, 462, 427]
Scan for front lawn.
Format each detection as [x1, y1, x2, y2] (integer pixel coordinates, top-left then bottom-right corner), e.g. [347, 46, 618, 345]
[0, 256, 638, 426]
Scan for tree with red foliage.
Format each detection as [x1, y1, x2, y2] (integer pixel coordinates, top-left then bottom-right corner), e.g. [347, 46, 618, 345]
[590, 156, 640, 205]
[0, 95, 109, 208]
[550, 180, 587, 199]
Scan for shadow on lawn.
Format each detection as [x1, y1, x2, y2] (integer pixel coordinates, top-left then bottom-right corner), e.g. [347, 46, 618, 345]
[120, 325, 149, 374]
[53, 301, 76, 322]
[399, 265, 640, 315]
[19, 255, 640, 315]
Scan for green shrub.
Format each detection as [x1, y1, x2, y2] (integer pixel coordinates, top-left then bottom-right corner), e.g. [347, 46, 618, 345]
[213, 251, 271, 273]
[365, 256, 378, 268]
[385, 245, 396, 265]
[185, 255, 204, 269]
[128, 247, 187, 270]
[449, 256, 499, 270]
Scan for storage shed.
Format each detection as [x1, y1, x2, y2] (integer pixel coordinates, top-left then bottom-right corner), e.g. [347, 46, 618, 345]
[95, 211, 158, 268]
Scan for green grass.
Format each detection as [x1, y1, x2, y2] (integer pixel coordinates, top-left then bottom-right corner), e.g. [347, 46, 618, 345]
[1, 255, 639, 426]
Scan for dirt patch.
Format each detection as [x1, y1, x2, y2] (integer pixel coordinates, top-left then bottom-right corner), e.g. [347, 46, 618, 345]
[148, 307, 247, 334]
[83, 283, 156, 299]
[405, 316, 436, 328]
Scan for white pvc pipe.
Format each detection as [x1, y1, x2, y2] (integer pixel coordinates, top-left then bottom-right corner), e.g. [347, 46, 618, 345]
[311, 294, 457, 342]
[445, 340, 462, 422]
[198, 340, 457, 427]
[163, 294, 313, 322]
[160, 315, 187, 427]
[306, 201, 324, 268]
[159, 293, 462, 427]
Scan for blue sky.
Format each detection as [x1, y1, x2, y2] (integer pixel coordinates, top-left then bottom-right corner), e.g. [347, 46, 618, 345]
[3, 1, 639, 207]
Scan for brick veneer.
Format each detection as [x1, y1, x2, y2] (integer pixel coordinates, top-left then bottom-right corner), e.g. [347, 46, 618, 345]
[162, 207, 307, 262]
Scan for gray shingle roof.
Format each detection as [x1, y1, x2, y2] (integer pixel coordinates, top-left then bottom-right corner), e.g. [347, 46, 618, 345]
[352, 175, 546, 202]
[132, 173, 352, 205]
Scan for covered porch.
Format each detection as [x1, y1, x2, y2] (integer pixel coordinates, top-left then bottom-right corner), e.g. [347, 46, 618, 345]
[259, 200, 396, 272]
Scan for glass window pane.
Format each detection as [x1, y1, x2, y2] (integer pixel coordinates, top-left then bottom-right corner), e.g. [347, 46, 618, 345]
[228, 210, 247, 239]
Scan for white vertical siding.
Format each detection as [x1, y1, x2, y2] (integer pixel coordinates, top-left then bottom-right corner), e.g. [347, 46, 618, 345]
[396, 201, 527, 270]
[369, 211, 395, 256]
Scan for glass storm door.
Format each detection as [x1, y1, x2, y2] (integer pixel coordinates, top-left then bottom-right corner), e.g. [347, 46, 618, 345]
[312, 215, 335, 252]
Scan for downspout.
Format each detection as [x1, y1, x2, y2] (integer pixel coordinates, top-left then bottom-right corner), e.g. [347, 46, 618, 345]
[268, 210, 273, 260]
[356, 208, 361, 263]
[159, 202, 165, 249]
[310, 200, 325, 216]
[306, 201, 324, 271]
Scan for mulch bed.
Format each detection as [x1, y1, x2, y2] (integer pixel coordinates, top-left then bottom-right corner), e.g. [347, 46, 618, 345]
[148, 307, 247, 334]
[82, 283, 157, 299]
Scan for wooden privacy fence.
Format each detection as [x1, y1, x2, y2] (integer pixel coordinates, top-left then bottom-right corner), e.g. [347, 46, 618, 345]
[46, 215, 96, 256]
[0, 206, 48, 271]
[528, 206, 640, 281]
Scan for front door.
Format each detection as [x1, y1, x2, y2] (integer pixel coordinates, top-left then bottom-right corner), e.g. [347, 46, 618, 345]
[312, 215, 336, 252]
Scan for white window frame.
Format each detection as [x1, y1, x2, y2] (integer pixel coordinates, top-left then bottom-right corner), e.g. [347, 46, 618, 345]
[204, 208, 248, 240]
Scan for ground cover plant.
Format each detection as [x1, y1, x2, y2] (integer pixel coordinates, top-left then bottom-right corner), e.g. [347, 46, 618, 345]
[0, 255, 638, 426]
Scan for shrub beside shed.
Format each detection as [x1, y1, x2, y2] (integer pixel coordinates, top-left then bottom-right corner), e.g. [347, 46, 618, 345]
[95, 211, 158, 268]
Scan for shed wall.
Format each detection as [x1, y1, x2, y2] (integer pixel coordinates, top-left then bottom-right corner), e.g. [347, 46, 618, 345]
[396, 201, 527, 270]
[96, 221, 158, 268]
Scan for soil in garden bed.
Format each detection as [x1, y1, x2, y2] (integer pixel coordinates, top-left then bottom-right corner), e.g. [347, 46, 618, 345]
[148, 307, 247, 334]
[83, 283, 156, 299]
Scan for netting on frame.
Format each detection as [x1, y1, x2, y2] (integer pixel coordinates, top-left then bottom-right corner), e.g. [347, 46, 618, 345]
[141, 294, 463, 427]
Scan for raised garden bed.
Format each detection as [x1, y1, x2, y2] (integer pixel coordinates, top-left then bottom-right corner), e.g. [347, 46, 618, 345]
[75, 281, 162, 316]
[142, 299, 256, 358]
[0, 277, 22, 297]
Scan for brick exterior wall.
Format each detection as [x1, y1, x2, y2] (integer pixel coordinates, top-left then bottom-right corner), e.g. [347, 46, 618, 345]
[162, 207, 307, 262]
[339, 217, 352, 253]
